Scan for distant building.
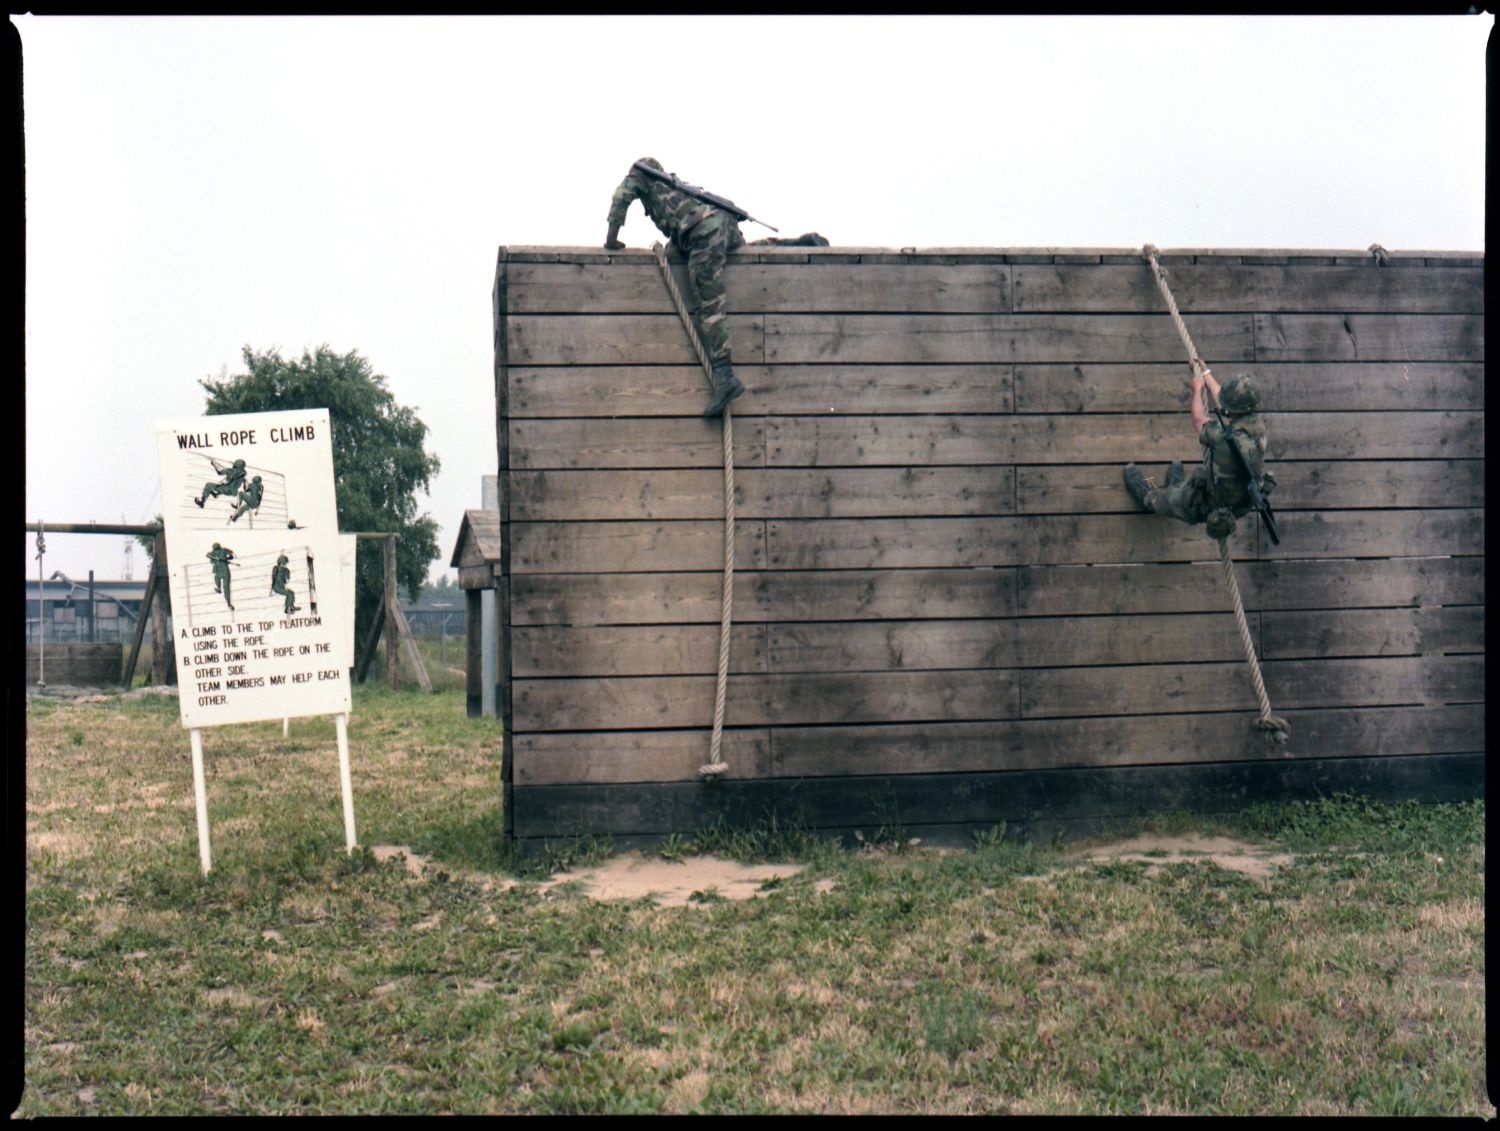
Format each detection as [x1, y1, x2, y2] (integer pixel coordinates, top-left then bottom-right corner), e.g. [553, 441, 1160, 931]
[403, 593, 464, 637]
[23, 576, 147, 643]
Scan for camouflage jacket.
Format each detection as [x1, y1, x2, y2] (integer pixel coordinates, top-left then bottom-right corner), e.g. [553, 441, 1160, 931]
[1199, 413, 1270, 506]
[606, 164, 716, 241]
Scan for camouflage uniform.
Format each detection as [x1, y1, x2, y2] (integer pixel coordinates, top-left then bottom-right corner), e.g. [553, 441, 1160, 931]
[1130, 377, 1276, 534]
[206, 543, 235, 610]
[607, 160, 745, 373]
[196, 459, 246, 507]
[270, 554, 299, 614]
[230, 476, 264, 523]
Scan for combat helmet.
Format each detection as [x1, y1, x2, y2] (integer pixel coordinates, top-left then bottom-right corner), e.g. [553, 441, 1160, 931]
[637, 156, 664, 171]
[1218, 375, 1260, 415]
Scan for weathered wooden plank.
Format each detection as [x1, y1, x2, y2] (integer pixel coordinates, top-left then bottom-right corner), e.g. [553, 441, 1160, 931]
[760, 412, 1475, 467]
[511, 753, 1486, 840]
[1254, 314, 1483, 362]
[510, 364, 1015, 417]
[506, 262, 1009, 314]
[1017, 459, 1485, 514]
[512, 624, 768, 678]
[766, 614, 1247, 672]
[510, 419, 767, 469]
[510, 467, 1018, 521]
[1260, 606, 1484, 660]
[760, 607, 1485, 675]
[510, 568, 1020, 626]
[1270, 412, 1481, 461]
[1020, 655, 1485, 718]
[1012, 264, 1484, 314]
[513, 728, 773, 786]
[1016, 556, 1485, 617]
[508, 314, 767, 366]
[1260, 509, 1482, 560]
[762, 313, 1254, 365]
[765, 516, 1227, 569]
[509, 520, 768, 574]
[770, 703, 1486, 778]
[1014, 363, 1485, 413]
[508, 556, 1483, 627]
[512, 669, 1023, 731]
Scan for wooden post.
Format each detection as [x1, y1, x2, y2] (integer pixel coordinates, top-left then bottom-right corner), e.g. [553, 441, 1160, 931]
[372, 533, 432, 693]
[190, 727, 212, 875]
[149, 533, 177, 687]
[336, 713, 356, 852]
[465, 588, 482, 717]
[383, 537, 400, 689]
[355, 601, 386, 684]
[122, 559, 159, 687]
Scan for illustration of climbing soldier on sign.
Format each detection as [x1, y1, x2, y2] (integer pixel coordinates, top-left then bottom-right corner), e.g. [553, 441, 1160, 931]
[231, 475, 265, 523]
[184, 544, 320, 622]
[195, 457, 247, 509]
[270, 553, 301, 614]
[177, 450, 296, 531]
[205, 542, 236, 612]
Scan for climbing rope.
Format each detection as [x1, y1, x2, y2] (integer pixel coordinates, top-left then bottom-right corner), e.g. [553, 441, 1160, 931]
[1141, 245, 1291, 745]
[652, 242, 734, 778]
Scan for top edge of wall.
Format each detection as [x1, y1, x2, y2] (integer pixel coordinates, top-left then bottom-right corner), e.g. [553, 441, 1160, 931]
[498, 245, 1483, 264]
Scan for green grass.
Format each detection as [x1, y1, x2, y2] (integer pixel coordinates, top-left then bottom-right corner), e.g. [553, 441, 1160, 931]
[21, 686, 1489, 1116]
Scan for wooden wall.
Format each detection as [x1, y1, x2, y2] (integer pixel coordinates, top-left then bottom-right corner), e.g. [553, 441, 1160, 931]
[492, 245, 1484, 847]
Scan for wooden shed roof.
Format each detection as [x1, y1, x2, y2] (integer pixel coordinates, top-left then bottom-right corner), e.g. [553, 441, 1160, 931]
[449, 509, 501, 570]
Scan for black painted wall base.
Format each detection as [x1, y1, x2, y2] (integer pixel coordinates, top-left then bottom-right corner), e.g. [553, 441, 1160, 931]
[509, 753, 1485, 852]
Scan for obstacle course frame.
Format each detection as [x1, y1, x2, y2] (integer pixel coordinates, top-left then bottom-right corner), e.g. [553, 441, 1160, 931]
[490, 244, 1484, 847]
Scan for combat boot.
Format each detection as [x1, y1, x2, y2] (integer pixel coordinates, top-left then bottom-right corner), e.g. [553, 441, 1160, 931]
[1165, 460, 1184, 488]
[1123, 464, 1155, 510]
[703, 361, 744, 417]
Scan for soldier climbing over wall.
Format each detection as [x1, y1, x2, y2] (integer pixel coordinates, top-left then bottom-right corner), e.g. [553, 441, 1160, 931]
[1123, 361, 1276, 542]
[230, 475, 264, 524]
[604, 157, 749, 416]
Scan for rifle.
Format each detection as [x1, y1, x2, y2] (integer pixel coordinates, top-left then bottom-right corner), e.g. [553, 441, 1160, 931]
[631, 161, 778, 233]
[1206, 390, 1281, 546]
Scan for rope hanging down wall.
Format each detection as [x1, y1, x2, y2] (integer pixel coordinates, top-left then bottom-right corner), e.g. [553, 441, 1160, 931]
[652, 242, 735, 778]
[1141, 244, 1291, 745]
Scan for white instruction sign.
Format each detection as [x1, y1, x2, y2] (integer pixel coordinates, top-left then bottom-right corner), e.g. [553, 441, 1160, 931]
[155, 409, 352, 728]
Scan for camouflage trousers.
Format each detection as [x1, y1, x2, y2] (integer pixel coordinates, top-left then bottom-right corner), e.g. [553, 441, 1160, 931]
[1143, 468, 1251, 525]
[676, 212, 744, 366]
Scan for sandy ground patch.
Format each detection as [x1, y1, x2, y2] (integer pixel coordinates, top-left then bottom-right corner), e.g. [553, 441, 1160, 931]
[1071, 833, 1294, 881]
[540, 851, 806, 907]
[369, 837, 1299, 905]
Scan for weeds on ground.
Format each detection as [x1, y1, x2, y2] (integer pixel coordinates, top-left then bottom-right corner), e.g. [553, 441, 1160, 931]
[21, 689, 1490, 1117]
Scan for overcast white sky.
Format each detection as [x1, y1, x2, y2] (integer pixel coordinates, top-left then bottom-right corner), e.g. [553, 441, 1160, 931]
[18, 13, 1490, 585]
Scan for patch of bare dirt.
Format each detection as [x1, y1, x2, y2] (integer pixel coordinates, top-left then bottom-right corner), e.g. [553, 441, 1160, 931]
[538, 851, 807, 907]
[1071, 834, 1294, 881]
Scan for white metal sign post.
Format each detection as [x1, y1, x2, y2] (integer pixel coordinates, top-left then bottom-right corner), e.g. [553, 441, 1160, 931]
[156, 409, 355, 874]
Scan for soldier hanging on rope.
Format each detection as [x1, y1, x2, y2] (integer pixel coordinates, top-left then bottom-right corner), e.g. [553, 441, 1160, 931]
[194, 458, 247, 508]
[1123, 361, 1277, 543]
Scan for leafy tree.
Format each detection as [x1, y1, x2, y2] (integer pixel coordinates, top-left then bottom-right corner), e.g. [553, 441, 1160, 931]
[200, 345, 442, 646]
